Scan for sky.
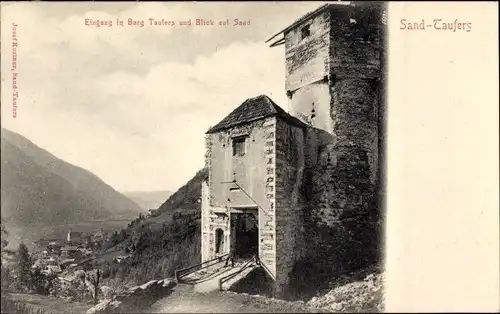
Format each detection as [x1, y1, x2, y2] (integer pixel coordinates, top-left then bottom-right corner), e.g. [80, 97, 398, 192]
[0, 1, 342, 193]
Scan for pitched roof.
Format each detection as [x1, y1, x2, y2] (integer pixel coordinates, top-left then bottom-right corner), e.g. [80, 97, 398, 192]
[206, 95, 308, 134]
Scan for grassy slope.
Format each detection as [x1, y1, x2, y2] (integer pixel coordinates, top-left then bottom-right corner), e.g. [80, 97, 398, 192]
[5, 293, 91, 314]
[93, 168, 208, 288]
[157, 168, 208, 214]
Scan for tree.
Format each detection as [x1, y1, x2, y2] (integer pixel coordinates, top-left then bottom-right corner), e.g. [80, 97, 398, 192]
[85, 269, 101, 304]
[1, 224, 12, 293]
[1, 263, 12, 293]
[110, 231, 121, 246]
[120, 229, 127, 240]
[17, 243, 32, 291]
[30, 268, 56, 295]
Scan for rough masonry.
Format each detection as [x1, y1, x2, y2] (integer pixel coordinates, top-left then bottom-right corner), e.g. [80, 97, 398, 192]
[201, 2, 386, 299]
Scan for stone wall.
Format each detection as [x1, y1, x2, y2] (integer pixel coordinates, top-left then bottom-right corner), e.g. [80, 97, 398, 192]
[283, 4, 382, 141]
[300, 78, 380, 280]
[285, 10, 332, 135]
[285, 10, 330, 92]
[329, 8, 381, 80]
[258, 118, 277, 278]
[201, 180, 211, 262]
[274, 118, 306, 297]
[289, 81, 332, 135]
[331, 78, 379, 184]
[378, 3, 388, 213]
[328, 3, 382, 186]
[287, 139, 380, 299]
[201, 3, 385, 291]
[202, 211, 231, 262]
[202, 118, 277, 275]
[323, 5, 382, 272]
[207, 119, 272, 209]
[281, 3, 384, 298]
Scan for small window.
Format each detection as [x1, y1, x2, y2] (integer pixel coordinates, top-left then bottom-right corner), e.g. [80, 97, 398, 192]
[232, 137, 246, 156]
[300, 24, 311, 40]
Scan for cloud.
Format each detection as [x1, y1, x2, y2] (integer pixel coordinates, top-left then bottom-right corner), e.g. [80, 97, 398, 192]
[1, 2, 311, 192]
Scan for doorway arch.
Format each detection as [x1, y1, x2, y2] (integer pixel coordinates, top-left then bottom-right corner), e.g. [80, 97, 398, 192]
[215, 228, 224, 254]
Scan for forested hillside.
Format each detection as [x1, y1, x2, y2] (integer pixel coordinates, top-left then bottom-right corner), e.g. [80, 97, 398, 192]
[92, 168, 208, 288]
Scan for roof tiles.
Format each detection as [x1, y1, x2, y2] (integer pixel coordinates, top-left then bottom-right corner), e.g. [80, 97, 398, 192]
[206, 95, 307, 134]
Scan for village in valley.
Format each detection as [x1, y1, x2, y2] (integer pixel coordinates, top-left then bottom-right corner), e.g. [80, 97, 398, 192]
[31, 229, 117, 277]
[7, 209, 164, 285]
[28, 210, 162, 277]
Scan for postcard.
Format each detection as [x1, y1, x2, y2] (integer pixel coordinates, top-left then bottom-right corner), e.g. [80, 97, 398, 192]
[1, 1, 498, 313]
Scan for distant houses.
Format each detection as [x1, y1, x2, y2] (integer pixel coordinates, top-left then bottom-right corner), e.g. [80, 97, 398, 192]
[66, 229, 84, 245]
[32, 257, 62, 275]
[113, 254, 131, 264]
[47, 240, 63, 254]
[60, 258, 77, 270]
[31, 227, 110, 277]
[93, 228, 105, 241]
[44, 265, 62, 276]
[65, 228, 108, 248]
[33, 238, 63, 252]
[148, 209, 159, 217]
[60, 246, 83, 260]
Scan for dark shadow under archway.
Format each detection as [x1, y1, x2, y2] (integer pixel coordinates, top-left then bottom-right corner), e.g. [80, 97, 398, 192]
[230, 212, 258, 261]
[215, 228, 224, 254]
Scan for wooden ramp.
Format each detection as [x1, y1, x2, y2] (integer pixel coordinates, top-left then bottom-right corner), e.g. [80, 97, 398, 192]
[175, 255, 259, 293]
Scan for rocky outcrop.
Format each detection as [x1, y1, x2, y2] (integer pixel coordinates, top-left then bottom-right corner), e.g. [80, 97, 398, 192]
[86, 278, 176, 314]
[306, 266, 384, 313]
[224, 291, 329, 313]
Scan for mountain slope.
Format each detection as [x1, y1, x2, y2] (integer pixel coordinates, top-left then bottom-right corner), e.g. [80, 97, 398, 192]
[1, 128, 142, 227]
[90, 168, 208, 289]
[157, 168, 208, 214]
[123, 191, 172, 211]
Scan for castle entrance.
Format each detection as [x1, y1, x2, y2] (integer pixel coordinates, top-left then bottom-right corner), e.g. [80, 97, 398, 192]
[230, 208, 258, 261]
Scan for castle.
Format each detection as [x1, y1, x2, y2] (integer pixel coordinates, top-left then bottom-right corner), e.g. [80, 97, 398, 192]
[201, 2, 386, 297]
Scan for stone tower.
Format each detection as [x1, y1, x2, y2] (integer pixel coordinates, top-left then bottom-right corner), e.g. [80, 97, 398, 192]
[267, 2, 384, 185]
[202, 95, 308, 296]
[266, 2, 386, 294]
[200, 2, 386, 299]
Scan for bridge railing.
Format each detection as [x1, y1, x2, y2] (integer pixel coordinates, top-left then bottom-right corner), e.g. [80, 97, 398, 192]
[259, 258, 276, 281]
[175, 253, 229, 283]
[218, 255, 257, 291]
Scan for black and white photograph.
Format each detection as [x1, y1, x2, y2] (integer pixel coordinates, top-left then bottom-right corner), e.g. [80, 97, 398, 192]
[1, 1, 498, 313]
